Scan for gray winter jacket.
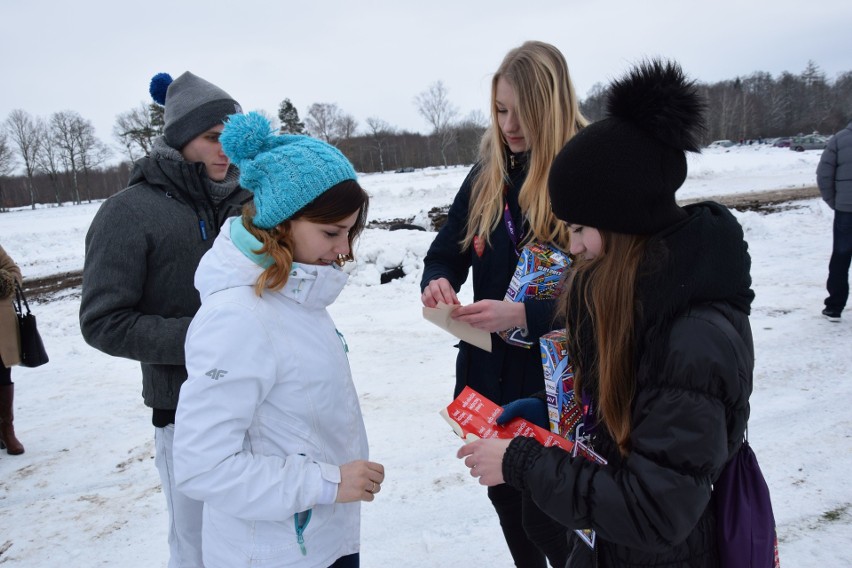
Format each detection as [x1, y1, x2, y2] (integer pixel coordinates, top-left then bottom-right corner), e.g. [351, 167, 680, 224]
[817, 121, 852, 212]
[80, 142, 249, 413]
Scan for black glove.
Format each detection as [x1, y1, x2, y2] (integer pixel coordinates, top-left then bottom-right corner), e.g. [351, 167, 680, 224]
[496, 397, 549, 429]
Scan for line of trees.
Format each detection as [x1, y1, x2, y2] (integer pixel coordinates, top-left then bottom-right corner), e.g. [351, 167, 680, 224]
[580, 61, 852, 142]
[277, 84, 488, 173]
[2, 62, 851, 211]
[1, 109, 113, 211]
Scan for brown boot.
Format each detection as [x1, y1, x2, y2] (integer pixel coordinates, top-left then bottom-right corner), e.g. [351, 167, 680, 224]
[0, 384, 25, 455]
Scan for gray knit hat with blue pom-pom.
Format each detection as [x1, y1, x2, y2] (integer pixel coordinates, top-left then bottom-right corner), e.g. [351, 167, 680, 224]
[220, 112, 358, 229]
[149, 71, 242, 150]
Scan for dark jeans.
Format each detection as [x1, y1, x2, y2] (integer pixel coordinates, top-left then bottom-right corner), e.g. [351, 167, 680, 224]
[328, 553, 359, 568]
[488, 484, 569, 568]
[826, 209, 852, 312]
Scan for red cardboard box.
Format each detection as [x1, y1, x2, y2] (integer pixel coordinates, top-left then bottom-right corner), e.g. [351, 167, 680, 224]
[440, 386, 573, 452]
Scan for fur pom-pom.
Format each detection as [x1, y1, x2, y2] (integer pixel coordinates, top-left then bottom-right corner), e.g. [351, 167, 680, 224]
[220, 112, 275, 165]
[607, 59, 706, 152]
[149, 73, 173, 105]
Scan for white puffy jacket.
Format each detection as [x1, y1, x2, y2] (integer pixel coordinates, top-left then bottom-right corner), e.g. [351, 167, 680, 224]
[174, 220, 369, 568]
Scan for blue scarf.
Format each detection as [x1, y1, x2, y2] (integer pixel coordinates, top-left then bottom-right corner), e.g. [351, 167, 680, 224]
[229, 217, 274, 269]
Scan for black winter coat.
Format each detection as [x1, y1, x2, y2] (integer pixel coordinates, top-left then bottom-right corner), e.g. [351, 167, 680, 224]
[503, 202, 755, 567]
[420, 155, 559, 404]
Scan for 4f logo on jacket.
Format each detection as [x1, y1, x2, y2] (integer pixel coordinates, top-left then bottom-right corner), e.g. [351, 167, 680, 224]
[206, 368, 228, 380]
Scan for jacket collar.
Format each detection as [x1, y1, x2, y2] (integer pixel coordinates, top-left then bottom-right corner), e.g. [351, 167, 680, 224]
[129, 136, 240, 201]
[227, 217, 348, 308]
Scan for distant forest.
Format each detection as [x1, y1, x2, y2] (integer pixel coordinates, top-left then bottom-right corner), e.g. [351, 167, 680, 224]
[1, 61, 850, 210]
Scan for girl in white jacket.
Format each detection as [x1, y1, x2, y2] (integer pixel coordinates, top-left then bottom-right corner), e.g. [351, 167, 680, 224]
[174, 112, 384, 568]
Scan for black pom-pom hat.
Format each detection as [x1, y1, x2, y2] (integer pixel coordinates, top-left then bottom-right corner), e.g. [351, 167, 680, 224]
[548, 59, 706, 235]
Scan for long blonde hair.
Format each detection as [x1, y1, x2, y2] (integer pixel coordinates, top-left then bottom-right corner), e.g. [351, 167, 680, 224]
[463, 41, 588, 251]
[559, 231, 648, 456]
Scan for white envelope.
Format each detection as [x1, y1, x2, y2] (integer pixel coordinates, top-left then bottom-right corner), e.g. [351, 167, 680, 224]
[422, 302, 492, 352]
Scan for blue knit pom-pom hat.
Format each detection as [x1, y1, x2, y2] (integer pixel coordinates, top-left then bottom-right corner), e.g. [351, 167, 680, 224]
[221, 112, 358, 229]
[149, 71, 242, 150]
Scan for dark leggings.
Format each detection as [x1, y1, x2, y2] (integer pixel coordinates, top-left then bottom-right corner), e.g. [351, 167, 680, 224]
[0, 353, 11, 385]
[328, 553, 359, 568]
[488, 484, 569, 568]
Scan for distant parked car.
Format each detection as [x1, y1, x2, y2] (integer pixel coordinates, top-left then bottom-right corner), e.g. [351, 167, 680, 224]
[772, 137, 792, 148]
[789, 135, 828, 152]
[395, 167, 415, 173]
[708, 139, 735, 148]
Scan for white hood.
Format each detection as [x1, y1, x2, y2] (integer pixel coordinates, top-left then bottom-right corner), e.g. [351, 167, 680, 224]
[195, 218, 349, 308]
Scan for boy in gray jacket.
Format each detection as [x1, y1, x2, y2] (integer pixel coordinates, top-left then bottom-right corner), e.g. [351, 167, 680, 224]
[80, 71, 249, 567]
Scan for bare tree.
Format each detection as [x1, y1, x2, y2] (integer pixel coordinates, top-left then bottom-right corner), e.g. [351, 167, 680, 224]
[835, 71, 852, 122]
[304, 103, 358, 146]
[799, 61, 834, 133]
[462, 109, 489, 129]
[415, 80, 458, 131]
[51, 110, 105, 204]
[0, 131, 14, 176]
[34, 118, 66, 206]
[113, 102, 161, 162]
[337, 113, 358, 141]
[414, 81, 459, 167]
[305, 103, 342, 143]
[4, 109, 42, 209]
[50, 111, 84, 204]
[365, 117, 396, 173]
[455, 111, 488, 165]
[579, 82, 608, 121]
[77, 124, 112, 203]
[0, 130, 16, 211]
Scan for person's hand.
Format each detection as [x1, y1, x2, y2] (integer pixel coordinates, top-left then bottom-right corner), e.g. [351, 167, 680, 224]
[496, 397, 549, 429]
[421, 278, 460, 308]
[336, 460, 385, 503]
[457, 438, 511, 486]
[451, 300, 526, 333]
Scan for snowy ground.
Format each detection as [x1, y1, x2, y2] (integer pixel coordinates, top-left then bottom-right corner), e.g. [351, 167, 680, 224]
[1, 145, 850, 566]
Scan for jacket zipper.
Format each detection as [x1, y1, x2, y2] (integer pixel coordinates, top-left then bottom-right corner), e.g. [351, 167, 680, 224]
[294, 509, 312, 555]
[336, 329, 349, 354]
[164, 189, 209, 241]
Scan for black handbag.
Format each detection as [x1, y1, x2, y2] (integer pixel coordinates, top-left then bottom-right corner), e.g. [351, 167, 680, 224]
[13, 281, 49, 368]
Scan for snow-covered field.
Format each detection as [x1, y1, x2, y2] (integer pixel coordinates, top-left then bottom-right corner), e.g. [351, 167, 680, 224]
[1, 145, 850, 567]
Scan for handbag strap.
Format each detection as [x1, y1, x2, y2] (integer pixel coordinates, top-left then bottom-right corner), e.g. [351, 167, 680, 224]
[14, 280, 31, 317]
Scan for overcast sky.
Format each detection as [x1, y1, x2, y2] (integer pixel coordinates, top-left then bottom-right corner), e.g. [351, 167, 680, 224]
[2, 0, 851, 153]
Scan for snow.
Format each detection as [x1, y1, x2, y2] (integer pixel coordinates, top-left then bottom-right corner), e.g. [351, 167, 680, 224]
[1, 145, 850, 566]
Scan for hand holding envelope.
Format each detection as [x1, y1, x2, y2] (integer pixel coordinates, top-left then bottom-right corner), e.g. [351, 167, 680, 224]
[422, 302, 492, 352]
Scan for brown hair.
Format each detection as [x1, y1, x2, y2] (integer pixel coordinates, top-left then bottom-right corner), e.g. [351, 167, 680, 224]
[463, 41, 588, 252]
[559, 230, 648, 456]
[241, 179, 369, 295]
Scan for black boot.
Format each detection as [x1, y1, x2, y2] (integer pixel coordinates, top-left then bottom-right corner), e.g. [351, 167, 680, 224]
[0, 384, 24, 455]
